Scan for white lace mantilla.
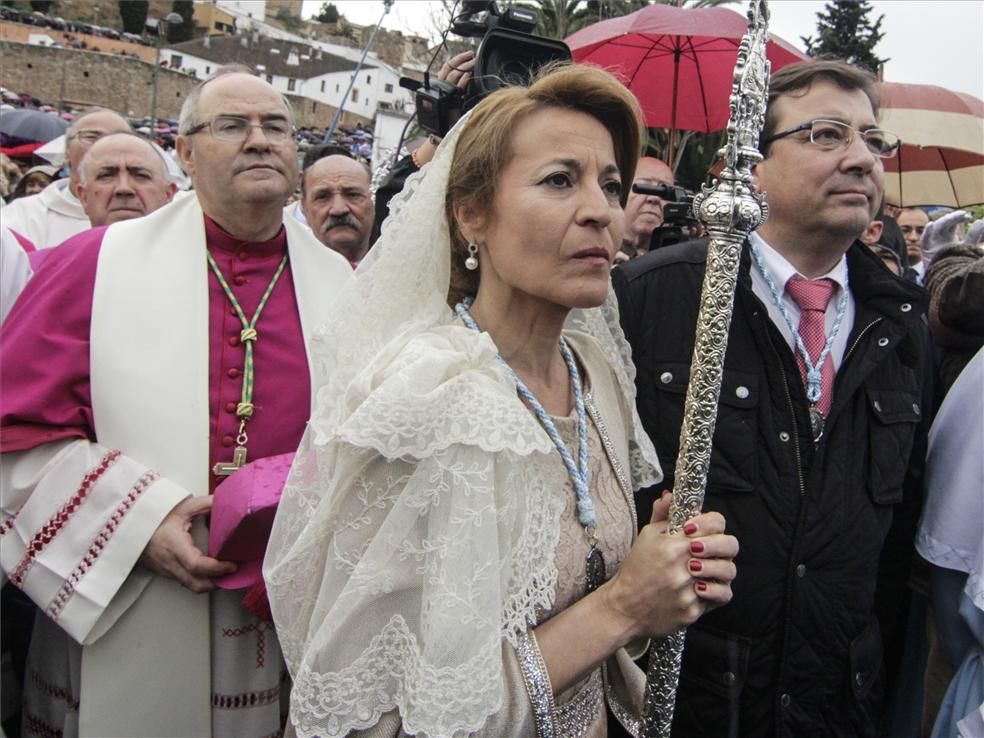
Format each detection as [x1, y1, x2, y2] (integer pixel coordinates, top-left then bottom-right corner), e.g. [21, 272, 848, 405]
[264, 108, 661, 738]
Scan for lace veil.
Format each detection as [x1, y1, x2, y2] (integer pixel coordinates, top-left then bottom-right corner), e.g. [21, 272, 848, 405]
[264, 110, 661, 738]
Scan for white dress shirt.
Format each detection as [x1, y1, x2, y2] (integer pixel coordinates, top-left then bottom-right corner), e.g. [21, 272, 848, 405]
[748, 231, 855, 370]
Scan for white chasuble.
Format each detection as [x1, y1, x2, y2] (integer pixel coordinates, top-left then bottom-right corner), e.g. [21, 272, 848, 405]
[77, 193, 350, 737]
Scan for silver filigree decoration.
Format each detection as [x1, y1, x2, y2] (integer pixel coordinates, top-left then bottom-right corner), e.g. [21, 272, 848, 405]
[640, 1, 772, 736]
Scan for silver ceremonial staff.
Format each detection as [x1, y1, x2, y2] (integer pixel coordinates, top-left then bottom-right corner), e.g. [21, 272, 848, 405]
[639, 1, 772, 735]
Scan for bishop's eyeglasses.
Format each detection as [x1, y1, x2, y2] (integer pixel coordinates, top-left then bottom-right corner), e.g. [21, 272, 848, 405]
[184, 115, 295, 145]
[761, 119, 900, 158]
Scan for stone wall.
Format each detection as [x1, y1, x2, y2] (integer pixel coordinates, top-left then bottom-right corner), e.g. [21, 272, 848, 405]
[0, 40, 195, 119]
[0, 40, 373, 130]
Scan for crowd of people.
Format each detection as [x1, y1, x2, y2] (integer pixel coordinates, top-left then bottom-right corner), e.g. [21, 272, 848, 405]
[0, 48, 981, 738]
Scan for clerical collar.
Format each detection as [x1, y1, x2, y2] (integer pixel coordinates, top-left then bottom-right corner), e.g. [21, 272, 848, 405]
[748, 231, 848, 291]
[203, 214, 286, 258]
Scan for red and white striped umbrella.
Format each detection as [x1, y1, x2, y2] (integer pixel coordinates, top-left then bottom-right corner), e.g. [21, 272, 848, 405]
[879, 81, 984, 207]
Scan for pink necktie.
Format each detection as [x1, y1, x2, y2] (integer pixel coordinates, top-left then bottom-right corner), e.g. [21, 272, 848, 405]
[785, 276, 837, 416]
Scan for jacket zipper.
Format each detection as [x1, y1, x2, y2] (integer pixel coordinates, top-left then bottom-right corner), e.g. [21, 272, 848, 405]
[842, 317, 883, 367]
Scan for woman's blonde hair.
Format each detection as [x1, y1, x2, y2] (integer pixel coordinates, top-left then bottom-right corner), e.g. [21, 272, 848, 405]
[445, 63, 644, 306]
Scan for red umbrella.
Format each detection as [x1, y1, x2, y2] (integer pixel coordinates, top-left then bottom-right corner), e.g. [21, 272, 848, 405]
[565, 5, 808, 163]
[0, 141, 45, 159]
[877, 81, 984, 207]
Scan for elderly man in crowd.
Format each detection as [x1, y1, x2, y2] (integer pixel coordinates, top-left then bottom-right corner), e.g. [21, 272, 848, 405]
[299, 147, 375, 266]
[0, 65, 351, 738]
[2, 109, 131, 248]
[621, 156, 675, 257]
[614, 60, 932, 737]
[76, 132, 177, 227]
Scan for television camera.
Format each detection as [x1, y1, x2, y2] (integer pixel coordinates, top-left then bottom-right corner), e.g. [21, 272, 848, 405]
[400, 1, 572, 138]
[631, 181, 700, 251]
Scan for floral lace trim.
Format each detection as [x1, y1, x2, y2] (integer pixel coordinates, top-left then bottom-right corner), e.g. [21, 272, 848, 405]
[290, 616, 503, 738]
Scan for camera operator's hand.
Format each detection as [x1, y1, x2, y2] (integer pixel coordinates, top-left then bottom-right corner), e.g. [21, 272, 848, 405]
[413, 52, 476, 169]
[441, 50, 475, 92]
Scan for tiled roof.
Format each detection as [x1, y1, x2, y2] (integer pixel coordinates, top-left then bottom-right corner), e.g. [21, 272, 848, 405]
[168, 34, 373, 79]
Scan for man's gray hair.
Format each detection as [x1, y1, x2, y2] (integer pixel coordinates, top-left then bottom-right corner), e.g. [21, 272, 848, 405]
[65, 107, 132, 155]
[77, 131, 171, 185]
[178, 64, 296, 135]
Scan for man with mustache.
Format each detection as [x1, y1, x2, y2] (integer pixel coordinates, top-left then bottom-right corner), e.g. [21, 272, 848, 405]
[300, 150, 375, 266]
[614, 60, 932, 737]
[0, 66, 351, 737]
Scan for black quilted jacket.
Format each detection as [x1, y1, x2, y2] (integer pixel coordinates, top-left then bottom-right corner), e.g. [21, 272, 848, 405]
[613, 240, 933, 738]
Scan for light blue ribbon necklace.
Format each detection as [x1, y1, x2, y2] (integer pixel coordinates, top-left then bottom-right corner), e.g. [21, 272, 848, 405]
[455, 298, 606, 593]
[748, 241, 848, 442]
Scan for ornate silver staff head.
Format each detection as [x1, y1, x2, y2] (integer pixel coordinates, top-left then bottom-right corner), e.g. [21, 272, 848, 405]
[641, 2, 773, 736]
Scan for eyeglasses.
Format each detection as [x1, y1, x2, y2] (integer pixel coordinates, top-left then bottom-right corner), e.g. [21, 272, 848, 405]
[68, 130, 106, 145]
[761, 119, 900, 158]
[184, 115, 295, 144]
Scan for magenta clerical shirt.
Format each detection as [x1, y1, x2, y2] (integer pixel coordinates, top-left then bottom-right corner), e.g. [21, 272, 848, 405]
[1, 215, 311, 492]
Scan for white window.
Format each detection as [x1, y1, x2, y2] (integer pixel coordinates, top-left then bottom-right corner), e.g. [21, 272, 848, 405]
[384, 83, 393, 93]
[320, 80, 325, 92]
[287, 78, 296, 92]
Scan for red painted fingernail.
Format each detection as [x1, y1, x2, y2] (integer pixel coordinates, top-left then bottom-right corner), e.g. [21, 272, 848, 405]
[690, 541, 705, 554]
[683, 522, 698, 535]
[689, 559, 703, 572]
[696, 581, 708, 592]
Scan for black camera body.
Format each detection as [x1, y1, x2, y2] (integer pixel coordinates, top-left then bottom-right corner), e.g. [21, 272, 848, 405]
[631, 181, 699, 251]
[400, 2, 572, 138]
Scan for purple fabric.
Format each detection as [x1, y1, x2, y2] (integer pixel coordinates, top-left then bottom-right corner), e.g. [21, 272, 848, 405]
[1, 215, 312, 494]
[208, 451, 294, 589]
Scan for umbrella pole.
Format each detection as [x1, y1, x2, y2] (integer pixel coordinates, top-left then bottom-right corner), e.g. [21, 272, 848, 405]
[639, 2, 772, 736]
[668, 48, 681, 170]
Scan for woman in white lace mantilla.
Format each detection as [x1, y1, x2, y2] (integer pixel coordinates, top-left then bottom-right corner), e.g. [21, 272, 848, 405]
[264, 64, 739, 738]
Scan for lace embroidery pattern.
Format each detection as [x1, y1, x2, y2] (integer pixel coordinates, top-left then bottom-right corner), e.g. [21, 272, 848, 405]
[46, 469, 159, 620]
[264, 109, 661, 738]
[30, 669, 80, 710]
[222, 620, 275, 669]
[212, 686, 281, 710]
[24, 711, 63, 738]
[11, 449, 122, 587]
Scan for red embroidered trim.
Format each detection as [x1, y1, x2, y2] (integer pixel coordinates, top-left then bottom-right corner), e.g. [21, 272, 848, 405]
[222, 621, 274, 669]
[24, 710, 64, 738]
[29, 669, 81, 710]
[10, 449, 123, 587]
[0, 517, 14, 536]
[46, 470, 160, 621]
[211, 685, 280, 709]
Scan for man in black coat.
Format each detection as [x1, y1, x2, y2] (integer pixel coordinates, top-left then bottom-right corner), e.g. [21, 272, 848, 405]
[613, 60, 933, 738]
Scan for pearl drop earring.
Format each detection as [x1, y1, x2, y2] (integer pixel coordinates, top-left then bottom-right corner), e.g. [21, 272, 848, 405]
[465, 242, 479, 271]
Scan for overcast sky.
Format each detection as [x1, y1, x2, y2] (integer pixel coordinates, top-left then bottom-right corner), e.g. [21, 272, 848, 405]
[302, 0, 984, 99]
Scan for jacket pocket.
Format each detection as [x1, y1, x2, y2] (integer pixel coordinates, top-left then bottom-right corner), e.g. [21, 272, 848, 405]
[673, 624, 751, 737]
[654, 362, 758, 493]
[866, 388, 921, 504]
[846, 618, 885, 738]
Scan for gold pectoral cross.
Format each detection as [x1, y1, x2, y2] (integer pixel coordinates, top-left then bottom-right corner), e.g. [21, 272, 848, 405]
[213, 446, 247, 476]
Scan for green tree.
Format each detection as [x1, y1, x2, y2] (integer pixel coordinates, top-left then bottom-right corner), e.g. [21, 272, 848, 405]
[801, 0, 886, 74]
[274, 6, 305, 33]
[119, 0, 148, 35]
[315, 2, 340, 24]
[29, 0, 54, 12]
[167, 0, 194, 42]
